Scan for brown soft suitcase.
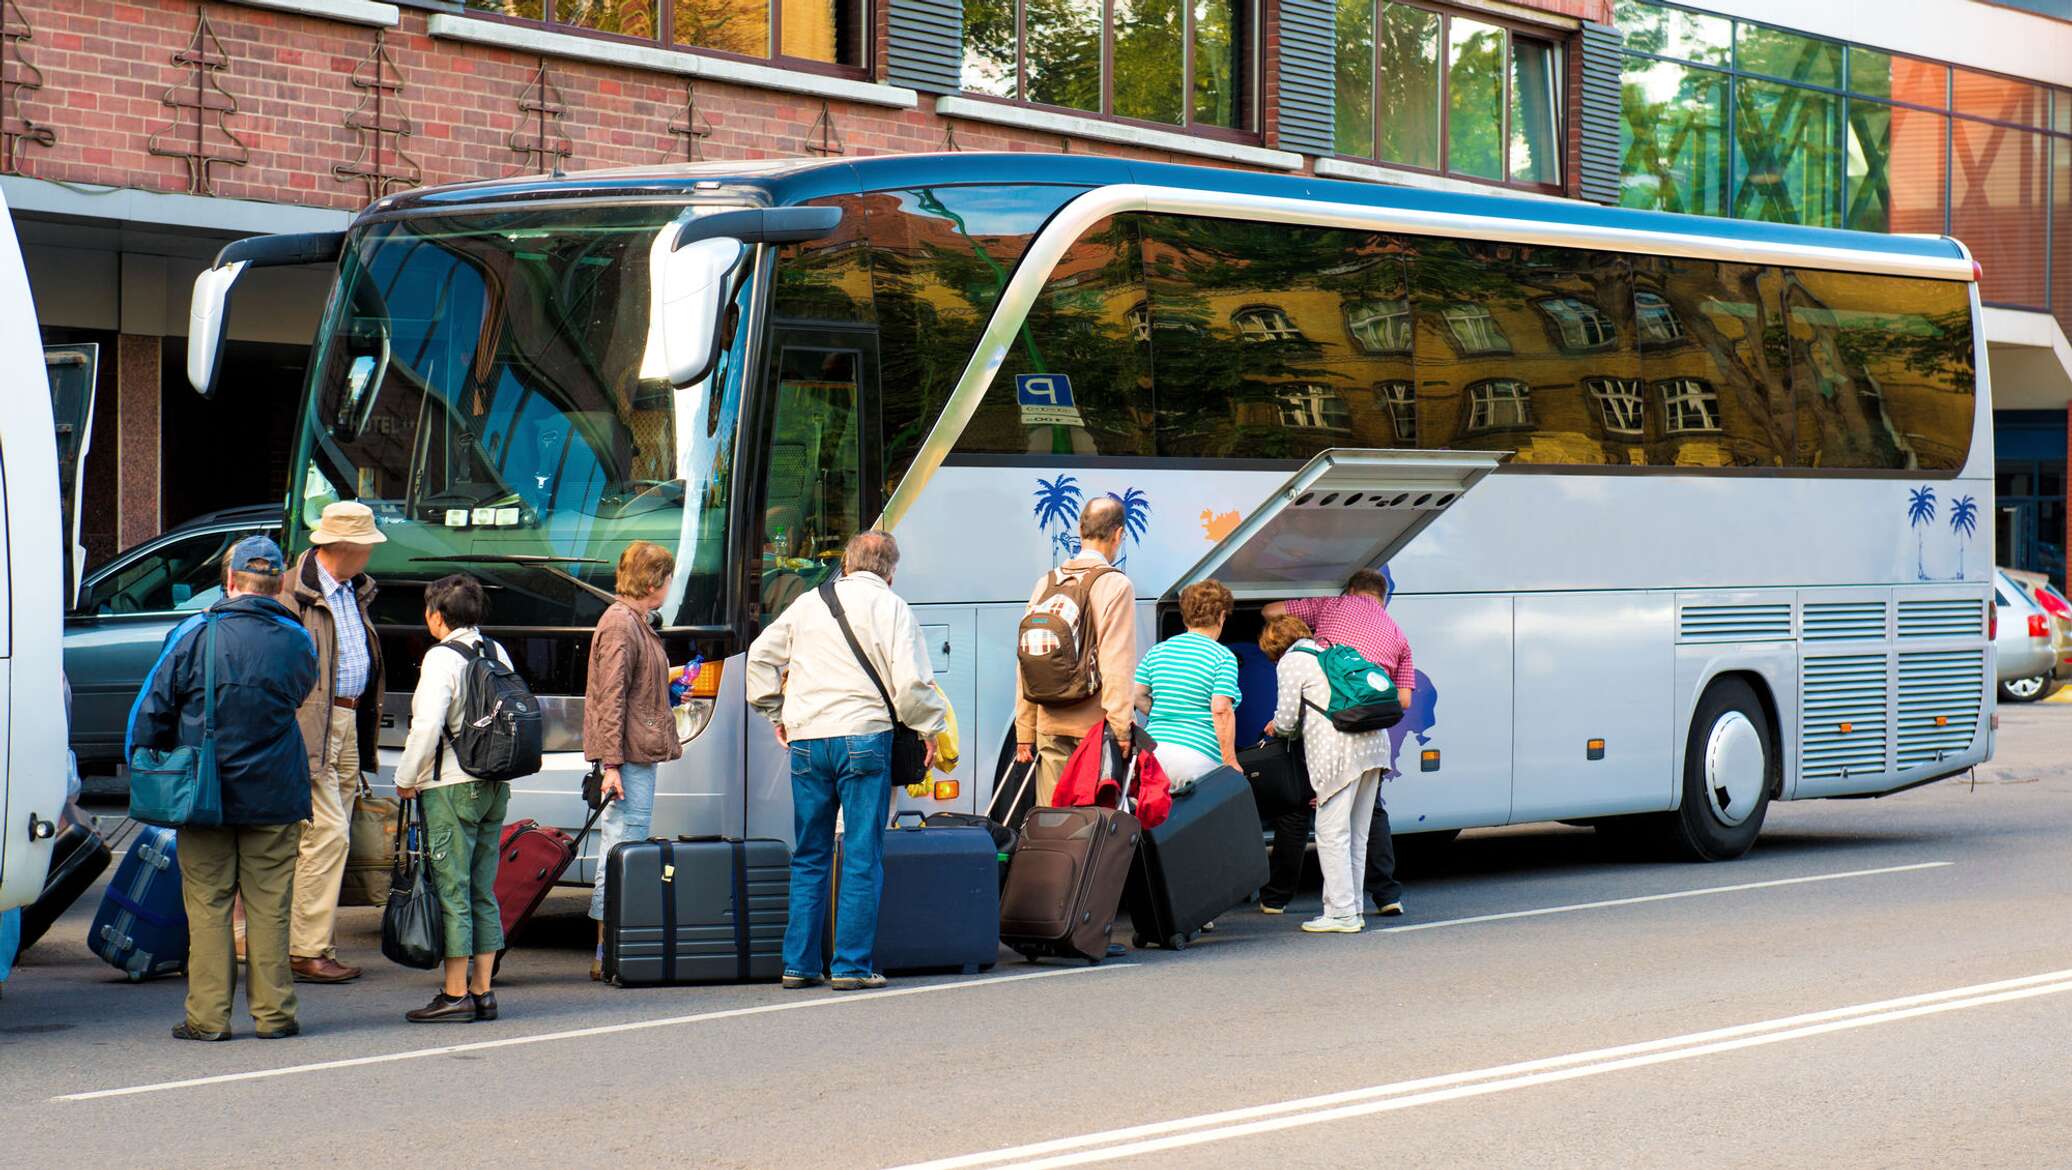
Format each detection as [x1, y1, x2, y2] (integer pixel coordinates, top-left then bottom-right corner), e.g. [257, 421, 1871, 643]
[999, 805, 1140, 965]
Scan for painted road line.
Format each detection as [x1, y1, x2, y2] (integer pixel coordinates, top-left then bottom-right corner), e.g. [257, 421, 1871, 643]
[1378, 861, 1954, 934]
[55, 963, 1139, 1103]
[887, 965, 2072, 1170]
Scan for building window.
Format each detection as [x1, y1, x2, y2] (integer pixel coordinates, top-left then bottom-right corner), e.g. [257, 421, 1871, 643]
[460, 1, 867, 67]
[963, 0, 1254, 131]
[1234, 305, 1301, 342]
[1538, 296, 1616, 351]
[1443, 303, 1509, 354]
[1346, 299, 1413, 354]
[1466, 379, 1533, 431]
[1278, 384, 1353, 432]
[1334, 1, 1562, 189]
[1658, 377, 1721, 434]
[1585, 377, 1646, 436]
[1635, 290, 1684, 345]
[1379, 379, 1417, 443]
[1128, 300, 1152, 343]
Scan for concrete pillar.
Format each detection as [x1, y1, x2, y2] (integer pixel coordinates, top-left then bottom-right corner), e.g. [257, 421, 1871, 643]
[116, 334, 160, 548]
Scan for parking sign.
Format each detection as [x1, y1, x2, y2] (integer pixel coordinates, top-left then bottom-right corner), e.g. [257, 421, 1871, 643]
[1015, 373, 1084, 427]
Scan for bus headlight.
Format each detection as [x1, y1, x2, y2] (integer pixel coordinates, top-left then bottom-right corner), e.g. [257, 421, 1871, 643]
[673, 660, 724, 743]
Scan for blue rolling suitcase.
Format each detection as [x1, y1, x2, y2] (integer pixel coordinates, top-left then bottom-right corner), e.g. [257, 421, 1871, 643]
[835, 813, 1001, 975]
[89, 825, 188, 981]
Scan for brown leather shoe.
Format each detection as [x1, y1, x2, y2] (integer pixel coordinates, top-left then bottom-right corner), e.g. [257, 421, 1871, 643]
[290, 956, 362, 983]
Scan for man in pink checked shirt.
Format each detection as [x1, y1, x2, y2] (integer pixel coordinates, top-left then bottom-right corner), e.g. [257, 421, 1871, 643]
[1263, 569, 1411, 917]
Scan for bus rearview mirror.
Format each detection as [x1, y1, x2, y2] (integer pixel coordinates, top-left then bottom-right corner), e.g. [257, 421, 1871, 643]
[186, 260, 247, 399]
[656, 236, 744, 389]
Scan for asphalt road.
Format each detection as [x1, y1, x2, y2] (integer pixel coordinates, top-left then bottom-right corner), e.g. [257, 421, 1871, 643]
[6, 704, 2071, 1169]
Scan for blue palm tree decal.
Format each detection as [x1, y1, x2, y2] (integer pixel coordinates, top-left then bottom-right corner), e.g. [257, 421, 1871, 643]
[1105, 488, 1152, 569]
[1032, 475, 1083, 565]
[1906, 486, 1937, 581]
[1948, 494, 1978, 579]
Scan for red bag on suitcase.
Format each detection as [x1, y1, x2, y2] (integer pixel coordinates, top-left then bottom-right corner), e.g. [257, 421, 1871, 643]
[494, 803, 604, 946]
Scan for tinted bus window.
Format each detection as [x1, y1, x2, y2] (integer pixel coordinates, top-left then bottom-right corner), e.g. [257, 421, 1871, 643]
[1632, 257, 1793, 468]
[1783, 269, 1974, 471]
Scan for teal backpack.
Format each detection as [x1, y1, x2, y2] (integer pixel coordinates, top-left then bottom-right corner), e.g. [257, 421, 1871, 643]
[1292, 644, 1404, 733]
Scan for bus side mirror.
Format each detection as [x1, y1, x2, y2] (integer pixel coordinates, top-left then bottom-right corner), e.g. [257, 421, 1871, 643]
[656, 236, 744, 389]
[186, 260, 247, 399]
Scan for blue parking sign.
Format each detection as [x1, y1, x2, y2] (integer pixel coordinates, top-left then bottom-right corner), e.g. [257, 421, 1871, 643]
[1015, 373, 1084, 426]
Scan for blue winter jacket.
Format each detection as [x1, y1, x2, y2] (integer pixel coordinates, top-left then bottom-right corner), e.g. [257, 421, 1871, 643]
[126, 594, 320, 825]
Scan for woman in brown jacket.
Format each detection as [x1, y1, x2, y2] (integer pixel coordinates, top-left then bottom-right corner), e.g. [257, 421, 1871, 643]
[585, 540, 683, 979]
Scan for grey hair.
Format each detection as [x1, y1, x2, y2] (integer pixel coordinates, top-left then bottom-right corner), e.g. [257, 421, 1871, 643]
[1080, 495, 1125, 542]
[843, 530, 900, 579]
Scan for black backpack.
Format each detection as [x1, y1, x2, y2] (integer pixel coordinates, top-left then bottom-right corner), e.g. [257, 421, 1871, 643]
[434, 638, 543, 782]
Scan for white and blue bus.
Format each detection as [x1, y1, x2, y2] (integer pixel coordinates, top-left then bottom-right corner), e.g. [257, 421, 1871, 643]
[184, 153, 1991, 870]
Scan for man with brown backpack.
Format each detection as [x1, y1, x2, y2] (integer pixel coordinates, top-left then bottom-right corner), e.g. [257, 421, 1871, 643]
[1015, 495, 1139, 805]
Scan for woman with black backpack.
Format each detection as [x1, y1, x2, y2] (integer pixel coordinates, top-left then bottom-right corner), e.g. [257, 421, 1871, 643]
[393, 574, 514, 1022]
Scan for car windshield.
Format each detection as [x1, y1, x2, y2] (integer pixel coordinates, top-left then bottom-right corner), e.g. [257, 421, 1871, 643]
[290, 204, 747, 629]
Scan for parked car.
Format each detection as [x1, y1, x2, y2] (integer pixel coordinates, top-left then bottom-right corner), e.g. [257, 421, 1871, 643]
[64, 505, 281, 775]
[2002, 568, 2072, 702]
[1993, 568, 2058, 703]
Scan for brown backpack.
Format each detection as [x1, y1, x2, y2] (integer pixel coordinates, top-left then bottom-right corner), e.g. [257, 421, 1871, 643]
[1017, 565, 1117, 706]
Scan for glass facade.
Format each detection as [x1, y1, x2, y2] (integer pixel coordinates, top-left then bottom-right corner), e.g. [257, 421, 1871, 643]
[1617, 0, 2072, 337]
[460, 0, 865, 66]
[962, 0, 1253, 131]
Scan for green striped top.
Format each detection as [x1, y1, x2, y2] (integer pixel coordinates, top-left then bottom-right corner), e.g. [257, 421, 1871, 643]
[1134, 632, 1241, 760]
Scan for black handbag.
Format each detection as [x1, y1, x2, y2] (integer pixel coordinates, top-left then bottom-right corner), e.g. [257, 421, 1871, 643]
[1239, 715, 1313, 820]
[818, 581, 930, 788]
[379, 798, 444, 970]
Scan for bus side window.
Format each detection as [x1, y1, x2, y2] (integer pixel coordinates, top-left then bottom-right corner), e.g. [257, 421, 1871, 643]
[1635, 258, 1792, 468]
[761, 344, 867, 618]
[1781, 269, 1974, 472]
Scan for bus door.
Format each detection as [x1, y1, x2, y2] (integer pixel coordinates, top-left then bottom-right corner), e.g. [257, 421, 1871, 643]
[44, 344, 97, 608]
[1163, 449, 1503, 827]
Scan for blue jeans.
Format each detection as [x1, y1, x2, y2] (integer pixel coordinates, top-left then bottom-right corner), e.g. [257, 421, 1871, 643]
[589, 761, 658, 921]
[783, 733, 893, 980]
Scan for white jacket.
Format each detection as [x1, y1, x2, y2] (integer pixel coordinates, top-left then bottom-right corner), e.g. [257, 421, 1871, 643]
[746, 572, 948, 743]
[395, 628, 515, 791]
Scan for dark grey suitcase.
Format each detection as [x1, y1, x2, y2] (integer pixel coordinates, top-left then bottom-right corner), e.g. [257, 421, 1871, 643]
[603, 837, 790, 986]
[1124, 766, 1269, 950]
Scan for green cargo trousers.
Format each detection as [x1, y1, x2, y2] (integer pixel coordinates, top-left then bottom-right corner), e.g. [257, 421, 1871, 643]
[178, 822, 303, 1035]
[419, 781, 510, 958]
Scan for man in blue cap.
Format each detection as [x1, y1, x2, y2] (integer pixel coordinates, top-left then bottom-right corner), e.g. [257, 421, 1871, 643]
[128, 534, 318, 1041]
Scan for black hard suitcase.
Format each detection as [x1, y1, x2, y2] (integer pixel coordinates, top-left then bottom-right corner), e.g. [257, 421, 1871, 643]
[834, 813, 1000, 974]
[603, 837, 790, 986]
[1125, 766, 1270, 950]
[20, 805, 111, 955]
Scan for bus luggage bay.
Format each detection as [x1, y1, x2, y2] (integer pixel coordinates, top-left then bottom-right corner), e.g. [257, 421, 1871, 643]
[183, 153, 1992, 869]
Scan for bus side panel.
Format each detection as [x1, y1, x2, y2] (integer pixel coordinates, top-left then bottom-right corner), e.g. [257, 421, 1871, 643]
[972, 602, 1033, 812]
[1509, 593, 1675, 824]
[1672, 642, 1799, 803]
[1380, 594, 1513, 833]
[901, 606, 977, 815]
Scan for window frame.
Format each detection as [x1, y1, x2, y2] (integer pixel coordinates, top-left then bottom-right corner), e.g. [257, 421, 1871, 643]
[1443, 302, 1511, 354]
[1233, 304, 1303, 343]
[1465, 378, 1535, 433]
[1346, 298, 1414, 355]
[1635, 290, 1686, 346]
[456, 0, 872, 79]
[1378, 378, 1418, 443]
[1584, 375, 1648, 437]
[960, 0, 1262, 140]
[1537, 295, 1618, 352]
[1335, 0, 1567, 195]
[1276, 383, 1355, 433]
[1657, 376, 1722, 434]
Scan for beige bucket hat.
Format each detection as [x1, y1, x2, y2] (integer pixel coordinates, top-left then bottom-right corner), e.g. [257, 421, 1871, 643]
[308, 501, 388, 545]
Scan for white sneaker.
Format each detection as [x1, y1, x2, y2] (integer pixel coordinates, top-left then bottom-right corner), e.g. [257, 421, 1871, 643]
[1300, 915, 1363, 934]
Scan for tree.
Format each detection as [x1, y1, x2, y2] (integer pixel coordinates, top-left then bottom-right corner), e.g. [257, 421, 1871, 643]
[1032, 475, 1083, 565]
[1948, 495, 1978, 580]
[1907, 485, 1937, 581]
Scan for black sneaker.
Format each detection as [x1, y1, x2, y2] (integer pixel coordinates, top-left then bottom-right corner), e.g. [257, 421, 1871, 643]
[171, 1022, 231, 1042]
[405, 993, 478, 1023]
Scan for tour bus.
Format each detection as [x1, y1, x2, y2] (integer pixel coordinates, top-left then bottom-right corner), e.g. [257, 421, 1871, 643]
[0, 190, 75, 912]
[184, 153, 1991, 871]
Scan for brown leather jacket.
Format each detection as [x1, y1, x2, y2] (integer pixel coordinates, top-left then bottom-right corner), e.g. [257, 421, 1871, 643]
[281, 549, 384, 776]
[583, 600, 681, 767]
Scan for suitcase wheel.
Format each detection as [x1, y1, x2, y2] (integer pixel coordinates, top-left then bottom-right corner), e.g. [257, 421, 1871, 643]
[1167, 934, 1188, 952]
[1131, 933, 1147, 949]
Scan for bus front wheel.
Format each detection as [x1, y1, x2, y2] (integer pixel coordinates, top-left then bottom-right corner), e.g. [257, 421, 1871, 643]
[1667, 678, 1776, 861]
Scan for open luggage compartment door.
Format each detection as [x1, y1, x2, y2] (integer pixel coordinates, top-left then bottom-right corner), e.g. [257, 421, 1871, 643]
[1167, 449, 1504, 601]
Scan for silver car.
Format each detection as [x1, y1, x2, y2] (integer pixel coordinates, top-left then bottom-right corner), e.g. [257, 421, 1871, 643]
[64, 505, 282, 775]
[1993, 568, 2056, 702]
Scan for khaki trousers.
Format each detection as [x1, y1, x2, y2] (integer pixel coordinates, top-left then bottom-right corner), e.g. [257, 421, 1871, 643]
[1034, 732, 1083, 807]
[179, 822, 302, 1034]
[292, 705, 359, 959]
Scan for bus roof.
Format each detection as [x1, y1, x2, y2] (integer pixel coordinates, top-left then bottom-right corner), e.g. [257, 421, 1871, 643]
[366, 152, 1970, 269]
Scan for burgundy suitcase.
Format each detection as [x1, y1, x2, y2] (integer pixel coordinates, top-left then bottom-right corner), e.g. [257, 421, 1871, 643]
[494, 805, 602, 946]
[999, 805, 1140, 965]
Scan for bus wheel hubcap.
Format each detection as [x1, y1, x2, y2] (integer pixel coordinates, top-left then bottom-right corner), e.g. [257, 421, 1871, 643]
[1705, 712, 1764, 827]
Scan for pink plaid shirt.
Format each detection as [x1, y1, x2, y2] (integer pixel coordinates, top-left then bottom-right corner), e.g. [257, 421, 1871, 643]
[1280, 595, 1414, 692]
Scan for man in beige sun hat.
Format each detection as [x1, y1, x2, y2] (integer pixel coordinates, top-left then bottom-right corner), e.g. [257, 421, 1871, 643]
[280, 501, 387, 984]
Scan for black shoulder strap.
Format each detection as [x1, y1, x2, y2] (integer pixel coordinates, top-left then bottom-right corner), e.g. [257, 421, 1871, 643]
[819, 580, 897, 727]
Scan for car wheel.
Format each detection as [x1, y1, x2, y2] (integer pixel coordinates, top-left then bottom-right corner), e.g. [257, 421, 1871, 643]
[1999, 675, 2051, 703]
[1663, 678, 1775, 862]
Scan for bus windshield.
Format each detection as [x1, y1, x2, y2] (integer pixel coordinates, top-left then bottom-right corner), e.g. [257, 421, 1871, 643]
[290, 204, 743, 630]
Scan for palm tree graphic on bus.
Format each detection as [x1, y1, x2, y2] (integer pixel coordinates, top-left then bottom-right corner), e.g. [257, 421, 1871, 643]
[1948, 494, 1979, 579]
[1030, 478, 1151, 568]
[1906, 485, 1937, 582]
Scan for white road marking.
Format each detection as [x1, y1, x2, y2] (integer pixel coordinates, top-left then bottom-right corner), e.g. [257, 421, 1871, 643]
[54, 963, 1138, 1103]
[888, 965, 2072, 1170]
[1378, 860, 1954, 934]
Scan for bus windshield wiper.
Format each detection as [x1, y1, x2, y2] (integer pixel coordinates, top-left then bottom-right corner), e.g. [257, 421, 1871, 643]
[409, 553, 617, 608]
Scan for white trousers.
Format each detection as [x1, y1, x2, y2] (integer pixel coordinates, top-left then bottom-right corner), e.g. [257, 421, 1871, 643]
[1152, 742, 1221, 790]
[1315, 767, 1383, 920]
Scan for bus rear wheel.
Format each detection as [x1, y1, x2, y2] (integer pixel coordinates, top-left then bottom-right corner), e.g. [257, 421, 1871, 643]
[1666, 678, 1775, 861]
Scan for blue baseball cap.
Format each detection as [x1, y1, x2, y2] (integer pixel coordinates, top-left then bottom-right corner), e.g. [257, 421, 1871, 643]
[228, 534, 286, 574]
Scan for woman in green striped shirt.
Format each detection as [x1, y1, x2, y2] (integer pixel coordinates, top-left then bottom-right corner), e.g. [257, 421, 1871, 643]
[1133, 580, 1241, 789]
